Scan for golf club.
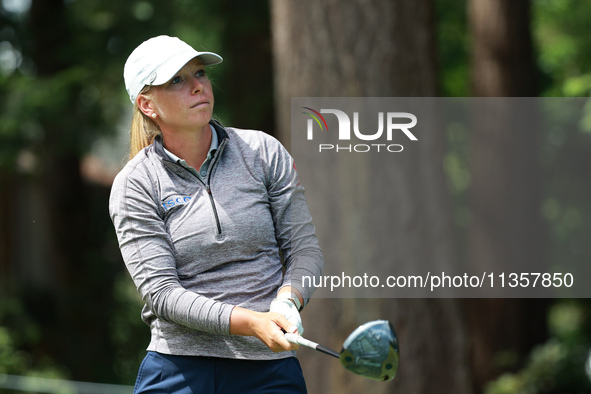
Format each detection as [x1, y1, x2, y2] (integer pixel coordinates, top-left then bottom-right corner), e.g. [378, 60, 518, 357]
[285, 319, 399, 381]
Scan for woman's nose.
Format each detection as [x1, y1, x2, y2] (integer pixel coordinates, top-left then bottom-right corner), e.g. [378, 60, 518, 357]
[191, 76, 203, 94]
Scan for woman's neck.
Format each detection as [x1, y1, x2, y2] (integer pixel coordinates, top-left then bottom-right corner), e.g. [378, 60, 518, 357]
[161, 123, 212, 169]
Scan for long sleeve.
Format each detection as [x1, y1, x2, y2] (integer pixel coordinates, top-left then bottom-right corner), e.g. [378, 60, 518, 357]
[109, 156, 233, 334]
[262, 137, 324, 307]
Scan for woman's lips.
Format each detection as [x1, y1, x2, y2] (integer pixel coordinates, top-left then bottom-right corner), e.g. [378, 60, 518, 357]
[191, 100, 209, 108]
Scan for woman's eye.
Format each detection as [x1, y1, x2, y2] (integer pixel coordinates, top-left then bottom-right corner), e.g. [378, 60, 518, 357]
[196, 69, 206, 77]
[171, 76, 182, 84]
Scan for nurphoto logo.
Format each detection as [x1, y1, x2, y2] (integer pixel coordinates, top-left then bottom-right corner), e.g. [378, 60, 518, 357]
[302, 107, 418, 153]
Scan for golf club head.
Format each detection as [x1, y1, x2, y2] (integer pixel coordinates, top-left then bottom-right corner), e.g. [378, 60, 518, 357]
[339, 320, 399, 381]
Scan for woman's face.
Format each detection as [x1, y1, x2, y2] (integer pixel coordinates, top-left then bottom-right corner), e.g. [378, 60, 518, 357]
[139, 57, 214, 134]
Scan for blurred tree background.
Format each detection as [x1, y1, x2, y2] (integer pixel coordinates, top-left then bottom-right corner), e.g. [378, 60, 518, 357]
[0, 0, 590, 393]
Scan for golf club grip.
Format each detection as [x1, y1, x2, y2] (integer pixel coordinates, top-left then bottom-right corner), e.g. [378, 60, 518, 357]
[284, 333, 340, 359]
[285, 333, 317, 348]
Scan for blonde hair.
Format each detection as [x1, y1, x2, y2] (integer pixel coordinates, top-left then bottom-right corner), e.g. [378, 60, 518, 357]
[129, 86, 161, 159]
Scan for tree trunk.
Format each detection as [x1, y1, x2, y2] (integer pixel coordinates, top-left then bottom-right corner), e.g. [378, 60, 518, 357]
[466, 0, 548, 391]
[213, 1, 275, 135]
[469, 0, 538, 97]
[272, 1, 471, 393]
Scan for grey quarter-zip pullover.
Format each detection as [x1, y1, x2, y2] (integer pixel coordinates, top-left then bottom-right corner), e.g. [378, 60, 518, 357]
[109, 121, 323, 359]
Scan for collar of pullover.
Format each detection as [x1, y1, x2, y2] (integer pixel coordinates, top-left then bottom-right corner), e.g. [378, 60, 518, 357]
[153, 120, 229, 163]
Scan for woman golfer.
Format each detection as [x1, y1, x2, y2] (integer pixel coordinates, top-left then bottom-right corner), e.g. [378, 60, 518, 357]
[109, 35, 323, 393]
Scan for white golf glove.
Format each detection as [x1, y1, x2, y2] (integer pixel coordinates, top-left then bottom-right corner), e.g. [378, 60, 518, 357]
[270, 296, 304, 335]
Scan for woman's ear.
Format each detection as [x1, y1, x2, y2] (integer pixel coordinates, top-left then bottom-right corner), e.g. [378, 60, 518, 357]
[137, 93, 155, 118]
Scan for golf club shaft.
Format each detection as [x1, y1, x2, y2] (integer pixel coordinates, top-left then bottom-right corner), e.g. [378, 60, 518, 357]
[285, 333, 340, 359]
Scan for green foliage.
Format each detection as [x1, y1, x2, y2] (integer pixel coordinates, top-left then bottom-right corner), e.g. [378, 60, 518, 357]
[538, 99, 591, 296]
[0, 298, 68, 379]
[486, 301, 591, 394]
[434, 0, 470, 96]
[0, 0, 271, 170]
[533, 0, 591, 96]
[109, 274, 147, 384]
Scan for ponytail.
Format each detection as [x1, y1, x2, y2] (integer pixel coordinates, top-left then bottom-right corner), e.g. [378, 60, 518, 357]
[129, 87, 161, 160]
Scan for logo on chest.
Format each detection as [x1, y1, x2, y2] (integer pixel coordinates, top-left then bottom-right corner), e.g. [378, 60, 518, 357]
[162, 196, 192, 210]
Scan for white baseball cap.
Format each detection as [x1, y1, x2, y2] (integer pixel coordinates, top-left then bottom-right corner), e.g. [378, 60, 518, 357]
[124, 35, 223, 104]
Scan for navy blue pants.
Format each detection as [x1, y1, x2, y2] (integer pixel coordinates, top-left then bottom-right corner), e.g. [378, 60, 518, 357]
[134, 352, 307, 393]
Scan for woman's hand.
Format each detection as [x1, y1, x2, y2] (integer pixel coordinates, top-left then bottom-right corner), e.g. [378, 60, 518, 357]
[270, 298, 304, 335]
[230, 307, 300, 352]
